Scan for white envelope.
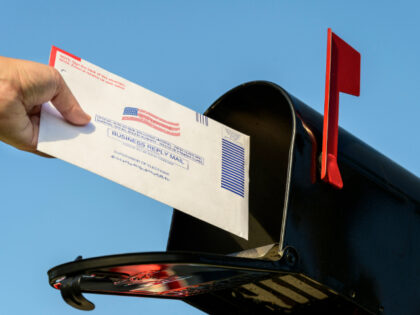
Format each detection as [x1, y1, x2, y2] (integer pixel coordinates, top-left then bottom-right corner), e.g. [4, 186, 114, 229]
[38, 47, 250, 239]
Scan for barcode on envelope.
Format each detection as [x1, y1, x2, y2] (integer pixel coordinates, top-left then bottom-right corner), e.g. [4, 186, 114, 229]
[196, 112, 208, 126]
[221, 139, 245, 197]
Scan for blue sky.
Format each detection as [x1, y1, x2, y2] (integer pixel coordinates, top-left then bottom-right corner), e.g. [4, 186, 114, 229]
[0, 1, 419, 314]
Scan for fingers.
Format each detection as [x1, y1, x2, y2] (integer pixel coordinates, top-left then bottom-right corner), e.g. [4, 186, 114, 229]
[0, 57, 91, 156]
[28, 104, 42, 116]
[50, 68, 91, 125]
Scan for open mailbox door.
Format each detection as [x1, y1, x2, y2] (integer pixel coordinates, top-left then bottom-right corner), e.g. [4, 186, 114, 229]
[48, 251, 294, 311]
[49, 81, 420, 314]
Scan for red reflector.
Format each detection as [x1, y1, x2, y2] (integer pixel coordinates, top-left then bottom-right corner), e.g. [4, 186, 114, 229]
[71, 263, 272, 298]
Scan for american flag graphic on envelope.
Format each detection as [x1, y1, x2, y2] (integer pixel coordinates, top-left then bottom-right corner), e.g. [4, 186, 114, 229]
[122, 107, 180, 136]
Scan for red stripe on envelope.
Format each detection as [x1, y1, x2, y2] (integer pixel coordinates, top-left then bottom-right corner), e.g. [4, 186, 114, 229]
[122, 116, 181, 136]
[49, 46, 81, 67]
[138, 109, 179, 127]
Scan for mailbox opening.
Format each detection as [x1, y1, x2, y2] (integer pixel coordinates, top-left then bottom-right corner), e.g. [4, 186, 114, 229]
[168, 81, 297, 255]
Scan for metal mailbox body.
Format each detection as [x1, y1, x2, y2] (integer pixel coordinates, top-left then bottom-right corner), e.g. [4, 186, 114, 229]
[168, 81, 420, 314]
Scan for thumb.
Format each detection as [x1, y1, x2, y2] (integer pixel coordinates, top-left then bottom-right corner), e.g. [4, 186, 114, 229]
[50, 69, 91, 125]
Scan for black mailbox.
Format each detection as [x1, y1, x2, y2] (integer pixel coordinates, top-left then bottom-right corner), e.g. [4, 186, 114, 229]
[48, 81, 420, 315]
[168, 81, 420, 314]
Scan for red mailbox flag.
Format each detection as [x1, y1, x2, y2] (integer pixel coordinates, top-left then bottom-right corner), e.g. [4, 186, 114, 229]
[321, 28, 361, 189]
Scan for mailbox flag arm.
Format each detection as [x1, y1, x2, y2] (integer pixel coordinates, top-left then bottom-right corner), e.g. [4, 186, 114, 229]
[321, 28, 361, 189]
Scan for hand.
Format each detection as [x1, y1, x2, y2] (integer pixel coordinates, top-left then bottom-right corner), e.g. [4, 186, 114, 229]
[0, 56, 91, 155]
